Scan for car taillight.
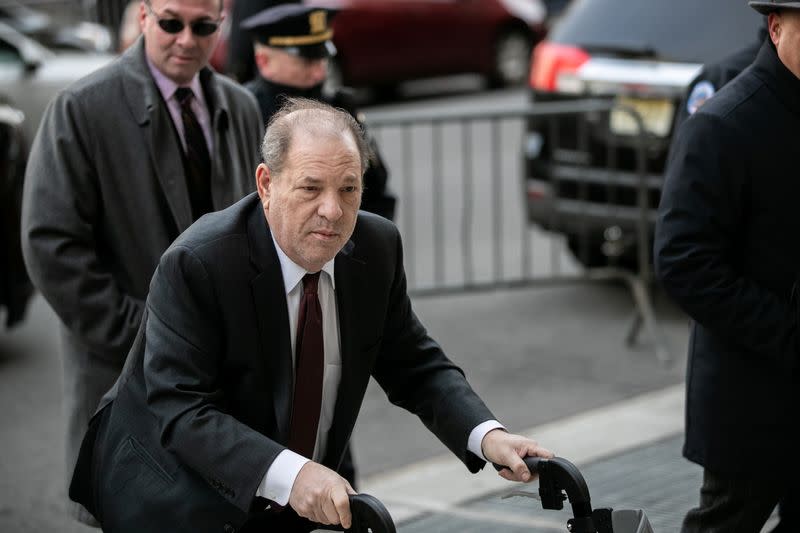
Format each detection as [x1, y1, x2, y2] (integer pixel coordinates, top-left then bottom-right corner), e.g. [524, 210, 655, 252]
[529, 41, 590, 92]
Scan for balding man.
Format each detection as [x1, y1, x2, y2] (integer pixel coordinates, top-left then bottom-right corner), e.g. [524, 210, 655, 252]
[69, 98, 552, 532]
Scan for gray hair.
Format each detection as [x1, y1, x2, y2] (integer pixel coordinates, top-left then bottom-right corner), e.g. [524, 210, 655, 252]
[259, 97, 372, 179]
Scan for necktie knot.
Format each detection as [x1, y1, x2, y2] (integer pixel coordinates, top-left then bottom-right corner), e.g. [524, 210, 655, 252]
[303, 272, 320, 296]
[175, 87, 194, 108]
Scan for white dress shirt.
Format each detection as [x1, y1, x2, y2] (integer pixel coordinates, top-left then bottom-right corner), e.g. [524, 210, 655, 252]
[257, 237, 503, 505]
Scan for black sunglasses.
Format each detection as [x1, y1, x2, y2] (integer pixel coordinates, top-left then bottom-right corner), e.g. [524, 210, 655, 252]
[145, 2, 221, 37]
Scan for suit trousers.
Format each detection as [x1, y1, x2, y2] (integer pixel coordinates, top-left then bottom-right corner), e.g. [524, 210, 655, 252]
[681, 468, 795, 533]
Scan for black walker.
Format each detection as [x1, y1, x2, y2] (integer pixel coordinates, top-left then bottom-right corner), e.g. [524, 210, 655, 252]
[348, 456, 654, 533]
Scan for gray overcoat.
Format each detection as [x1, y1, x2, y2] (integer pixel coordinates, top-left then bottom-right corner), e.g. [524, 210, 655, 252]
[20, 36, 263, 519]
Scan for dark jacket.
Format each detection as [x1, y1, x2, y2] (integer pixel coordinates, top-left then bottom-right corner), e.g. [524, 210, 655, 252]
[655, 40, 800, 477]
[70, 193, 494, 532]
[244, 76, 396, 220]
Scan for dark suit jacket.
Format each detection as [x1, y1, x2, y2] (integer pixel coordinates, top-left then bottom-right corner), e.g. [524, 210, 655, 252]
[71, 193, 494, 532]
[655, 40, 800, 478]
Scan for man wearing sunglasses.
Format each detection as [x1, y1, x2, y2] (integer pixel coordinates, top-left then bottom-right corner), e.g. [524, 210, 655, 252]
[21, 0, 262, 526]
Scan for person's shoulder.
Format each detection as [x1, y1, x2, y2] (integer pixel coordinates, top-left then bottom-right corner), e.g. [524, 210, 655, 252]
[353, 211, 399, 249]
[693, 67, 762, 121]
[242, 76, 261, 94]
[172, 193, 258, 254]
[54, 54, 128, 105]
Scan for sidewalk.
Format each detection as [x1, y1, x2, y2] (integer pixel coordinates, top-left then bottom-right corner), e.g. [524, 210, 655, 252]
[361, 384, 777, 532]
[360, 385, 688, 531]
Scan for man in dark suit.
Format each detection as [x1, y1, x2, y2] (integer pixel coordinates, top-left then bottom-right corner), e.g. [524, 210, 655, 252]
[655, 2, 800, 532]
[21, 0, 262, 524]
[241, 2, 396, 221]
[69, 97, 552, 532]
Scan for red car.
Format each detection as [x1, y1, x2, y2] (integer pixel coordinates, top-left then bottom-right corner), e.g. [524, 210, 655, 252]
[314, 0, 548, 91]
[112, 0, 549, 93]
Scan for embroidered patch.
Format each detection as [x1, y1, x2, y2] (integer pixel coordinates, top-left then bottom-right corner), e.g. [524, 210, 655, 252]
[686, 80, 716, 115]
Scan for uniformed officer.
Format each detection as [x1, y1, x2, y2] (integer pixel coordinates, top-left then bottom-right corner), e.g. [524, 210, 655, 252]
[655, 2, 800, 532]
[241, 2, 396, 221]
[673, 19, 768, 130]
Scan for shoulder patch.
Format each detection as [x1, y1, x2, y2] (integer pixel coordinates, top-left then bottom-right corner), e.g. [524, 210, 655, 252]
[686, 80, 716, 115]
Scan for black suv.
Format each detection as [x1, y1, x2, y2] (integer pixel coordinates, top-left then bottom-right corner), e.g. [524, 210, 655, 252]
[522, 0, 761, 266]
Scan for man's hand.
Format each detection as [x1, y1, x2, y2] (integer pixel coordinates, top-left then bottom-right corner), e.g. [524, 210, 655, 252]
[289, 461, 356, 528]
[481, 429, 554, 482]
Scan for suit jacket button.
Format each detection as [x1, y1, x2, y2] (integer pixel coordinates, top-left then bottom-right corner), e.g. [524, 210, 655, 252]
[223, 524, 235, 533]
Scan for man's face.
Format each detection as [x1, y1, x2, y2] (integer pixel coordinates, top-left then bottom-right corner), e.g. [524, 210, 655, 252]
[139, 0, 222, 84]
[770, 10, 800, 79]
[257, 124, 362, 272]
[258, 47, 329, 89]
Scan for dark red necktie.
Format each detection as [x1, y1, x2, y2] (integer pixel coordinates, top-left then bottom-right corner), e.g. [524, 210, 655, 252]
[288, 272, 324, 458]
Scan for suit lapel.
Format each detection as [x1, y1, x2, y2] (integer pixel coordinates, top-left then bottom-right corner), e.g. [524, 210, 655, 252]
[122, 39, 193, 232]
[247, 204, 293, 443]
[199, 68, 234, 211]
[322, 241, 370, 468]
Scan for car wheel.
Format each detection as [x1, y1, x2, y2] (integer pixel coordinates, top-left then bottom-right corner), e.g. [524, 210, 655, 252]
[324, 57, 344, 94]
[490, 29, 532, 87]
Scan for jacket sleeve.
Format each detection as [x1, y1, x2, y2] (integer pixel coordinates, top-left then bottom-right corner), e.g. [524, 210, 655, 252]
[371, 224, 494, 472]
[654, 112, 798, 371]
[21, 93, 143, 362]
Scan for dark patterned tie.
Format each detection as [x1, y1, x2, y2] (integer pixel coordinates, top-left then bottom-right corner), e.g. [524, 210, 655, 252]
[174, 87, 213, 220]
[288, 272, 324, 458]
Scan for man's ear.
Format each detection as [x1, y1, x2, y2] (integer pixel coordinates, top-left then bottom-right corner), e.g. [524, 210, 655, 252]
[138, 1, 148, 32]
[254, 45, 269, 73]
[255, 163, 272, 210]
[769, 12, 782, 46]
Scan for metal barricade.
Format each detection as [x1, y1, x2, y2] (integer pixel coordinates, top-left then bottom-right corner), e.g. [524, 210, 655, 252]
[366, 98, 670, 363]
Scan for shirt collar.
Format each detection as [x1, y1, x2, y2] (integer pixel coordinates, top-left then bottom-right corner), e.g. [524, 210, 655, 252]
[271, 233, 336, 294]
[145, 54, 205, 108]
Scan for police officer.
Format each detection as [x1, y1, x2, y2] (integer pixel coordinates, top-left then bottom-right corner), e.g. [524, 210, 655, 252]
[655, 2, 800, 532]
[241, 3, 396, 221]
[673, 19, 768, 130]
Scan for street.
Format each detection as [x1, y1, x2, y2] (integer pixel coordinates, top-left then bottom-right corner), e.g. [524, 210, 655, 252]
[0, 86, 691, 532]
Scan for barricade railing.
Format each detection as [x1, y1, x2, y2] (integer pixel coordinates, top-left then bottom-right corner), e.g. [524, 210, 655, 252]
[365, 98, 670, 363]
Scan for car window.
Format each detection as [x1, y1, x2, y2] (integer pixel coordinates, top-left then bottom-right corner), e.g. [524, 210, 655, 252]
[551, 0, 762, 64]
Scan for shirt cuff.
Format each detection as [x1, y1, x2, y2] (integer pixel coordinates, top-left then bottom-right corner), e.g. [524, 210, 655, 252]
[467, 420, 505, 461]
[256, 449, 310, 506]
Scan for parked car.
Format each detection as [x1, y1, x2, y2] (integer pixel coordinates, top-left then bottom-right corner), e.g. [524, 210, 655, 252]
[0, 0, 113, 52]
[0, 98, 32, 328]
[304, 0, 548, 93]
[0, 21, 114, 143]
[218, 0, 546, 92]
[522, 0, 761, 266]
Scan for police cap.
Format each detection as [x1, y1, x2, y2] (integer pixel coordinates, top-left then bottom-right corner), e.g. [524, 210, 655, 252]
[749, 0, 800, 14]
[241, 3, 337, 59]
